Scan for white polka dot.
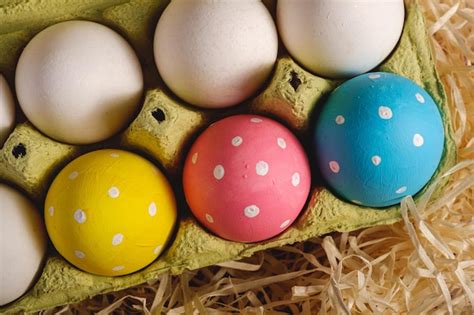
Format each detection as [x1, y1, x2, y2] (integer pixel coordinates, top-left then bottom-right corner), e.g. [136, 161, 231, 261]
[110, 153, 120, 158]
[48, 206, 54, 217]
[68, 171, 79, 180]
[213, 165, 225, 180]
[291, 172, 301, 187]
[112, 265, 125, 272]
[378, 106, 393, 120]
[250, 117, 262, 123]
[277, 137, 287, 149]
[73, 209, 86, 224]
[108, 187, 120, 198]
[256, 161, 269, 176]
[413, 134, 424, 147]
[154, 245, 163, 255]
[329, 161, 340, 174]
[352, 200, 362, 205]
[371, 155, 382, 166]
[396, 186, 407, 194]
[280, 219, 291, 229]
[232, 136, 243, 147]
[244, 205, 260, 218]
[369, 74, 381, 80]
[75, 250, 85, 259]
[416, 93, 425, 103]
[335, 115, 345, 125]
[148, 202, 157, 216]
[112, 233, 124, 246]
[205, 213, 214, 223]
[192, 152, 198, 164]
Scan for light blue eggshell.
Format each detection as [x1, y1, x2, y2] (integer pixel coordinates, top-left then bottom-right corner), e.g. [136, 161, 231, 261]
[314, 72, 445, 208]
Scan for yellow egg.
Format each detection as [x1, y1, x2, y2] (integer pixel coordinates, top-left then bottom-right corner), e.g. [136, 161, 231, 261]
[45, 149, 177, 276]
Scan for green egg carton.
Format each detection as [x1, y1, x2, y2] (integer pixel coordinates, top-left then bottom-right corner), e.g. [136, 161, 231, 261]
[0, 0, 456, 312]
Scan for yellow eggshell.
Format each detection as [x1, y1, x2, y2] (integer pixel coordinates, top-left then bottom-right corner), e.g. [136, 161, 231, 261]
[45, 149, 177, 276]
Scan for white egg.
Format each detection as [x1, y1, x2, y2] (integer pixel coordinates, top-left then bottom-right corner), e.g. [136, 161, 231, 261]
[277, 0, 405, 78]
[0, 75, 15, 146]
[0, 184, 47, 306]
[15, 21, 144, 145]
[154, 0, 278, 109]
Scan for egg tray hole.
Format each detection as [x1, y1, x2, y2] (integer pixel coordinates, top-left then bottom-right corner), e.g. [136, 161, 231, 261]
[152, 108, 166, 123]
[12, 143, 27, 159]
[289, 71, 302, 91]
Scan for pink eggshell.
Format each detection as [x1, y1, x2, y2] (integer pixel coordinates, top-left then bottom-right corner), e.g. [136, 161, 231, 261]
[183, 115, 311, 243]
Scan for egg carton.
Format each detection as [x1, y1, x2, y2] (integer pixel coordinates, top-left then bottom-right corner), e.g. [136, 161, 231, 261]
[0, 0, 456, 312]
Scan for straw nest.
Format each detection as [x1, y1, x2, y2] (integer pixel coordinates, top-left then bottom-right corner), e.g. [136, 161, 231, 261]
[44, 0, 473, 313]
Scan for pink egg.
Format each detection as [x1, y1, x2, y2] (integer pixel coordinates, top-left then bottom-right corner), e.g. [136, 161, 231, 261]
[183, 115, 311, 243]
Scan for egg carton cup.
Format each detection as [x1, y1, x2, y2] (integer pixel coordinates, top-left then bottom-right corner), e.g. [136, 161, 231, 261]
[0, 0, 456, 312]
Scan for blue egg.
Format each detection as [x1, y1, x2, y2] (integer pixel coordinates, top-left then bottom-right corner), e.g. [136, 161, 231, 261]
[313, 72, 445, 208]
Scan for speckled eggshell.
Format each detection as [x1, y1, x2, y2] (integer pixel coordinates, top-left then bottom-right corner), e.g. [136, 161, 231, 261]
[0, 75, 15, 146]
[0, 184, 47, 306]
[277, 0, 404, 78]
[314, 72, 445, 207]
[183, 115, 311, 243]
[16, 21, 144, 145]
[154, 0, 278, 109]
[45, 149, 177, 276]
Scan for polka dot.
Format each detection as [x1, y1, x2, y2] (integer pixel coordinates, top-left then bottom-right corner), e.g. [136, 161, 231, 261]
[250, 117, 262, 123]
[232, 136, 243, 147]
[108, 187, 120, 198]
[73, 209, 86, 224]
[335, 115, 345, 125]
[48, 206, 54, 217]
[256, 161, 269, 176]
[368, 74, 381, 80]
[280, 219, 291, 229]
[396, 186, 407, 194]
[110, 153, 120, 158]
[371, 155, 382, 166]
[205, 213, 214, 223]
[192, 152, 198, 164]
[291, 172, 301, 187]
[112, 265, 125, 272]
[154, 245, 163, 255]
[213, 165, 225, 180]
[244, 205, 260, 218]
[416, 93, 425, 103]
[75, 250, 85, 259]
[277, 137, 287, 149]
[148, 202, 157, 217]
[413, 134, 424, 147]
[68, 171, 79, 180]
[378, 106, 393, 120]
[112, 233, 124, 246]
[329, 161, 340, 174]
[352, 200, 362, 205]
